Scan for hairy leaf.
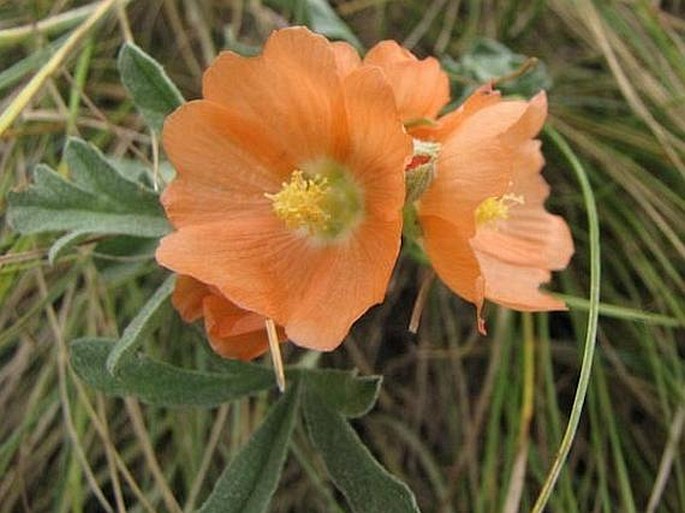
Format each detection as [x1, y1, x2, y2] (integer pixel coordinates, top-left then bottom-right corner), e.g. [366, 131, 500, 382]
[106, 274, 175, 375]
[304, 386, 421, 513]
[7, 138, 170, 238]
[298, 368, 381, 418]
[70, 338, 274, 406]
[118, 42, 184, 133]
[47, 230, 91, 264]
[198, 381, 301, 513]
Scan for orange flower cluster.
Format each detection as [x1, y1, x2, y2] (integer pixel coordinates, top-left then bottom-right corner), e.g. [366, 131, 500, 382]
[156, 27, 573, 360]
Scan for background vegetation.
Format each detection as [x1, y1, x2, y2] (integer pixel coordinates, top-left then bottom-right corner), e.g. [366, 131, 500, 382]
[1, 0, 683, 512]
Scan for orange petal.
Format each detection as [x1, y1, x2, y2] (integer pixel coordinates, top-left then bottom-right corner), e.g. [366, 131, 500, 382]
[202, 27, 348, 164]
[364, 40, 415, 65]
[163, 100, 289, 188]
[172, 275, 210, 322]
[471, 140, 573, 272]
[171, 275, 285, 361]
[156, 213, 287, 317]
[363, 40, 450, 122]
[332, 41, 361, 75]
[500, 91, 547, 148]
[476, 252, 567, 311]
[420, 215, 485, 318]
[342, 66, 412, 220]
[206, 330, 270, 361]
[443, 98, 529, 148]
[418, 138, 512, 226]
[203, 294, 286, 361]
[473, 207, 573, 269]
[162, 100, 288, 228]
[411, 84, 501, 141]
[284, 213, 402, 350]
[509, 139, 546, 184]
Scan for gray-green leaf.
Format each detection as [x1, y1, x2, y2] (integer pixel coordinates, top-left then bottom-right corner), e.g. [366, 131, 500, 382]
[48, 230, 91, 265]
[106, 274, 175, 375]
[304, 386, 421, 513]
[197, 381, 301, 513]
[298, 368, 381, 418]
[118, 42, 184, 133]
[70, 338, 275, 406]
[6, 138, 170, 238]
[443, 38, 552, 99]
[304, 0, 362, 50]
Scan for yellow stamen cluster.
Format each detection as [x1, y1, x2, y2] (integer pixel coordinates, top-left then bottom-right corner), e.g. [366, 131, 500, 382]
[475, 193, 525, 226]
[266, 170, 332, 235]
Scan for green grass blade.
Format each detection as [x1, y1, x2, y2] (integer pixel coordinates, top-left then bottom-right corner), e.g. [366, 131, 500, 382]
[532, 126, 602, 512]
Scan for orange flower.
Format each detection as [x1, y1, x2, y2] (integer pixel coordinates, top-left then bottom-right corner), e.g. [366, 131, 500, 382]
[349, 39, 573, 327]
[156, 27, 412, 352]
[173, 276, 286, 361]
[417, 88, 574, 328]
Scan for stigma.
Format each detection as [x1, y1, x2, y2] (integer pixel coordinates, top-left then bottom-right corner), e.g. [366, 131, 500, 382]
[475, 193, 525, 226]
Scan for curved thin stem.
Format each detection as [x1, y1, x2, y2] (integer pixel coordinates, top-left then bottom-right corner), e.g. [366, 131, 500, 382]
[531, 126, 601, 513]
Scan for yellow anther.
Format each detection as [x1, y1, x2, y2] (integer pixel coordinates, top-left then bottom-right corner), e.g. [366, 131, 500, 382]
[475, 193, 525, 226]
[266, 170, 332, 235]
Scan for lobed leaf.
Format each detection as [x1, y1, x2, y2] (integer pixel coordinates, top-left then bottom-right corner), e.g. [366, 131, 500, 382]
[70, 338, 274, 406]
[304, 386, 421, 513]
[118, 42, 185, 133]
[197, 381, 301, 513]
[6, 138, 170, 238]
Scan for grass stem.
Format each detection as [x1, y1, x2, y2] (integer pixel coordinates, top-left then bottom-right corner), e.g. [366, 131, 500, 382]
[0, 0, 120, 137]
[532, 127, 601, 512]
